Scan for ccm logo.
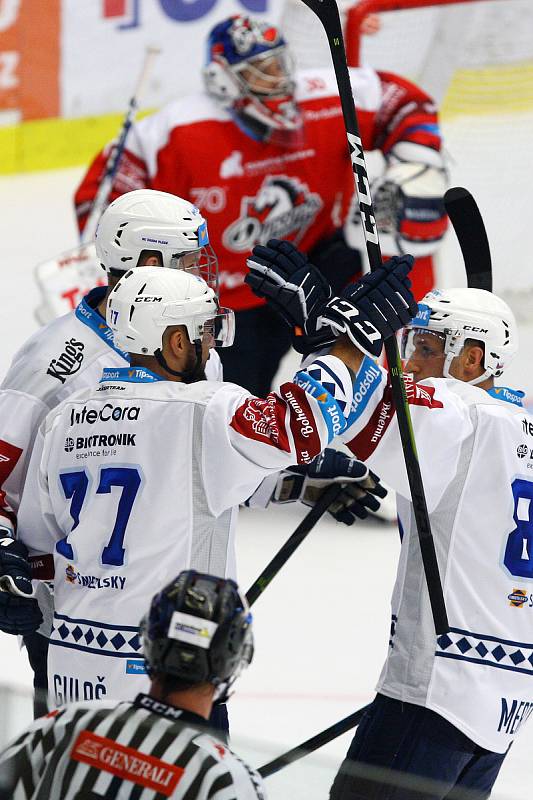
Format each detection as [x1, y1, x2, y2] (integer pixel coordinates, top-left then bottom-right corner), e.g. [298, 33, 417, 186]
[135, 297, 162, 303]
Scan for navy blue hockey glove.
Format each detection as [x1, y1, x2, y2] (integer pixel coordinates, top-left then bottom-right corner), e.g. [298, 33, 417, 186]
[245, 239, 337, 354]
[0, 538, 43, 635]
[247, 241, 417, 357]
[274, 448, 387, 525]
[320, 255, 418, 356]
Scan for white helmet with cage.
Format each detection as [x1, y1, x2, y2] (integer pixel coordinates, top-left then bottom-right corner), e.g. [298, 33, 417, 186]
[107, 267, 234, 357]
[95, 189, 218, 289]
[401, 287, 519, 384]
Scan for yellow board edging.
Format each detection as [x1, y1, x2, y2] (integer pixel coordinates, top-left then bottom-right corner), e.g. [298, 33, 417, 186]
[0, 109, 153, 175]
[1, 60, 533, 175]
[441, 60, 533, 119]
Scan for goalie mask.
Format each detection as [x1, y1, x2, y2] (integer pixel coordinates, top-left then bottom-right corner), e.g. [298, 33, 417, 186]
[107, 267, 234, 379]
[140, 570, 254, 701]
[95, 189, 219, 290]
[400, 287, 518, 385]
[203, 15, 302, 147]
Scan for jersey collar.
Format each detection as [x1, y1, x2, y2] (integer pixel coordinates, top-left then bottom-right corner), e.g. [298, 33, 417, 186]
[133, 693, 209, 727]
[100, 367, 164, 384]
[75, 287, 129, 361]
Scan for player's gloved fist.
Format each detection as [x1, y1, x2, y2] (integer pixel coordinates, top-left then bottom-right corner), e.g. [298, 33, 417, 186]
[273, 448, 387, 525]
[0, 538, 42, 635]
[320, 255, 418, 357]
[246, 239, 337, 354]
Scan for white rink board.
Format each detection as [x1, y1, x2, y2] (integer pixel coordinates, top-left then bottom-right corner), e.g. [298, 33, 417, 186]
[0, 168, 532, 796]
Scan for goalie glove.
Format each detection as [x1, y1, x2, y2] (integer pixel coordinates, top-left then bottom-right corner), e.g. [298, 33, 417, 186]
[273, 448, 387, 525]
[0, 538, 43, 635]
[349, 142, 448, 258]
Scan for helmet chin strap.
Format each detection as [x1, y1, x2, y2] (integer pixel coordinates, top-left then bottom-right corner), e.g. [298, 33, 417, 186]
[154, 340, 204, 383]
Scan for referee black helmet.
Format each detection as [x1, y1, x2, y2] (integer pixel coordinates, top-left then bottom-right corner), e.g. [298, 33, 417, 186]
[141, 570, 253, 693]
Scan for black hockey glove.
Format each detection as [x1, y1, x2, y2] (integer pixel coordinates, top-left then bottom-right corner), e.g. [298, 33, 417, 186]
[320, 254, 418, 357]
[245, 239, 337, 354]
[0, 538, 43, 635]
[274, 448, 387, 525]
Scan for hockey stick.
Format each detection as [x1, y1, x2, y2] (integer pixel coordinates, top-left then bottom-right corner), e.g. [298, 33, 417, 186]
[245, 483, 342, 606]
[258, 703, 370, 778]
[444, 187, 493, 291]
[81, 45, 161, 243]
[299, 0, 448, 634]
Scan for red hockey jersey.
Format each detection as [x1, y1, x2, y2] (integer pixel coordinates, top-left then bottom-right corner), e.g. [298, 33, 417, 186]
[75, 67, 442, 311]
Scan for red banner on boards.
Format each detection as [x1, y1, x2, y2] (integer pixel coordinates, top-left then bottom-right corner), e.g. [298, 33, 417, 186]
[0, 0, 60, 120]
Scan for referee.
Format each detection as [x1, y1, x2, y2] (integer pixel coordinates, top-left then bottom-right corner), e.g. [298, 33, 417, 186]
[0, 570, 264, 800]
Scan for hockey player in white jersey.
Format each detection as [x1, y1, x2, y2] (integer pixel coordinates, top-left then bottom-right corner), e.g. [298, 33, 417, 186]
[0, 189, 387, 719]
[16, 249, 416, 714]
[245, 240, 531, 799]
[0, 570, 266, 800]
[0, 190, 223, 714]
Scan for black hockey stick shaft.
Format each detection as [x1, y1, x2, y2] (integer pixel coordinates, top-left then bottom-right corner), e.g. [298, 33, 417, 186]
[81, 46, 160, 243]
[444, 187, 493, 291]
[258, 704, 370, 777]
[300, 0, 448, 634]
[245, 483, 342, 606]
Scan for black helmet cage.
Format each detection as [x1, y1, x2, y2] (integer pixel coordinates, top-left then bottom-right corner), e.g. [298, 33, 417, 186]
[141, 571, 253, 690]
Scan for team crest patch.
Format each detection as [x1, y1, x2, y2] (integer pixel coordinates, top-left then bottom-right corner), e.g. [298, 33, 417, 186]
[222, 175, 323, 252]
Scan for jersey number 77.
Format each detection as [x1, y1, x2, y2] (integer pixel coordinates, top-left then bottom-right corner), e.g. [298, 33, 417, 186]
[56, 466, 142, 567]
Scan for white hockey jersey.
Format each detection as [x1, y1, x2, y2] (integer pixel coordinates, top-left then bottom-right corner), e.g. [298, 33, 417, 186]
[17, 357, 353, 705]
[341, 356, 533, 753]
[0, 286, 222, 536]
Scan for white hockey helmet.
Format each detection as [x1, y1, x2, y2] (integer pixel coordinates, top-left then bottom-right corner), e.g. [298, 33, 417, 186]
[107, 267, 235, 357]
[401, 287, 518, 384]
[95, 189, 218, 289]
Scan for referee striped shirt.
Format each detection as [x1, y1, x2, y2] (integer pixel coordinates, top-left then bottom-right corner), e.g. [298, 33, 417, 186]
[0, 693, 266, 799]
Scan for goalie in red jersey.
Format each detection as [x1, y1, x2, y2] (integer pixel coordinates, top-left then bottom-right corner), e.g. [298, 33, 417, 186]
[75, 14, 448, 395]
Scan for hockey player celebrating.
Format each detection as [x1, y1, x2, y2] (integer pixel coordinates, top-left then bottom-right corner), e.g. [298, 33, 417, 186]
[74, 13, 448, 396]
[0, 189, 223, 715]
[0, 188, 386, 725]
[15, 248, 416, 715]
[0, 570, 266, 800]
[246, 240, 532, 799]
[0, 189, 387, 716]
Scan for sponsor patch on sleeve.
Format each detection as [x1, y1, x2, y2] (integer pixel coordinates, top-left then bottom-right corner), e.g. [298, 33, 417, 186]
[292, 372, 346, 441]
[0, 439, 23, 484]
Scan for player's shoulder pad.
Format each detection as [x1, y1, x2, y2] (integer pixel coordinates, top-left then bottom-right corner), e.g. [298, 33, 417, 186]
[423, 377, 525, 415]
[295, 66, 381, 110]
[1, 312, 108, 405]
